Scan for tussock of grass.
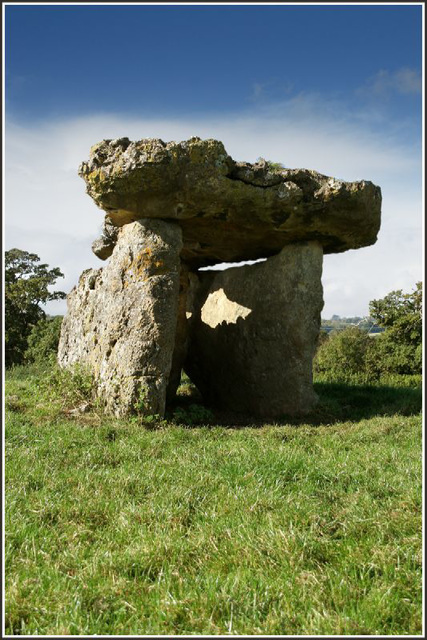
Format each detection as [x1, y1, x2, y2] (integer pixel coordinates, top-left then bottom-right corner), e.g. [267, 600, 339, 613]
[4, 364, 422, 635]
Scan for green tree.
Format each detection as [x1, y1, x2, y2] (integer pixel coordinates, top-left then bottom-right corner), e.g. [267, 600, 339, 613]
[367, 282, 422, 375]
[369, 282, 422, 342]
[5, 249, 66, 367]
[25, 315, 64, 364]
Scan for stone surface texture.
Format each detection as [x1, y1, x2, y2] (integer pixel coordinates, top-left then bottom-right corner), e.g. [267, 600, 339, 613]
[58, 219, 182, 416]
[79, 137, 382, 268]
[91, 216, 119, 260]
[184, 242, 324, 417]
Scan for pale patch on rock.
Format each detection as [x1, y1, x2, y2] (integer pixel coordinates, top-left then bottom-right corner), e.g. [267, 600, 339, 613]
[201, 288, 252, 329]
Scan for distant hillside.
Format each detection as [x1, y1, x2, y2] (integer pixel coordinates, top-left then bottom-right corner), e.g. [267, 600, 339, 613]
[321, 315, 384, 334]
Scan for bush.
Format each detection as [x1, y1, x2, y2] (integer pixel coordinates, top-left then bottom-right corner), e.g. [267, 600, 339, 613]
[256, 157, 286, 172]
[313, 327, 373, 382]
[44, 364, 95, 409]
[315, 283, 422, 382]
[366, 334, 422, 377]
[368, 282, 422, 376]
[25, 316, 63, 364]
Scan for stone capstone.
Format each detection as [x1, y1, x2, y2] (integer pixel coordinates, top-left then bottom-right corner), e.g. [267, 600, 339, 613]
[184, 242, 324, 417]
[79, 137, 382, 268]
[58, 219, 182, 416]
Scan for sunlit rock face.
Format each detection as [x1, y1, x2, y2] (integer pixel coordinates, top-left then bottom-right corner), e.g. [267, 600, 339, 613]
[185, 242, 324, 417]
[58, 219, 182, 417]
[200, 288, 253, 328]
[58, 137, 381, 418]
[80, 137, 382, 269]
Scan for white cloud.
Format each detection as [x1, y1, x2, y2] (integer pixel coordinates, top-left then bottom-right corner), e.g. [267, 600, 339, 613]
[4, 97, 423, 319]
[251, 82, 265, 100]
[358, 67, 422, 98]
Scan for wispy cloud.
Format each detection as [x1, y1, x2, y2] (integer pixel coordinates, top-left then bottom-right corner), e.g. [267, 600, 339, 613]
[358, 67, 422, 98]
[251, 82, 265, 100]
[5, 91, 422, 318]
[249, 79, 294, 103]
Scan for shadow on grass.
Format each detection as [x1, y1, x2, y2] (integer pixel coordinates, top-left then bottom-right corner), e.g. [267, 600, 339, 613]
[307, 381, 422, 425]
[169, 379, 422, 428]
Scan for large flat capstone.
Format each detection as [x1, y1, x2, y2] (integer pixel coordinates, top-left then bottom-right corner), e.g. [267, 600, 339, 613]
[79, 137, 382, 268]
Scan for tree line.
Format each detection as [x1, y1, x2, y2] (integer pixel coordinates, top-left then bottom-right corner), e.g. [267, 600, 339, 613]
[315, 282, 422, 379]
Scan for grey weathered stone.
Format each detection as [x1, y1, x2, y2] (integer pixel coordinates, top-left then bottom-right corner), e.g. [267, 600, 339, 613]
[184, 242, 324, 417]
[91, 216, 119, 260]
[58, 219, 182, 416]
[78, 137, 381, 269]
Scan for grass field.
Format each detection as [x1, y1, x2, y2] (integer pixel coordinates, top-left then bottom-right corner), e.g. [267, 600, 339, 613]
[4, 363, 423, 636]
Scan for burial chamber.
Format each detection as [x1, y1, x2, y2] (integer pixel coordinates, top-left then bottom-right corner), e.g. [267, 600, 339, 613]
[58, 137, 381, 418]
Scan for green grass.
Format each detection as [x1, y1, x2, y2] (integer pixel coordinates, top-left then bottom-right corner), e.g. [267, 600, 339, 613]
[4, 363, 423, 635]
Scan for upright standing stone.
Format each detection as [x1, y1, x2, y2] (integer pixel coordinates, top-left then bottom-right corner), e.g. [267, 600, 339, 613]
[58, 219, 182, 416]
[185, 242, 324, 417]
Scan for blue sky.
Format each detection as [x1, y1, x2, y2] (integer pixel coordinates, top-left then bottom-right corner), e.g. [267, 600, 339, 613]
[4, 2, 424, 317]
[6, 4, 422, 124]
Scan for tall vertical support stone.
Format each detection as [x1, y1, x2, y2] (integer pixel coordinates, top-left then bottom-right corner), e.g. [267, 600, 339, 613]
[185, 242, 324, 417]
[58, 219, 182, 416]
